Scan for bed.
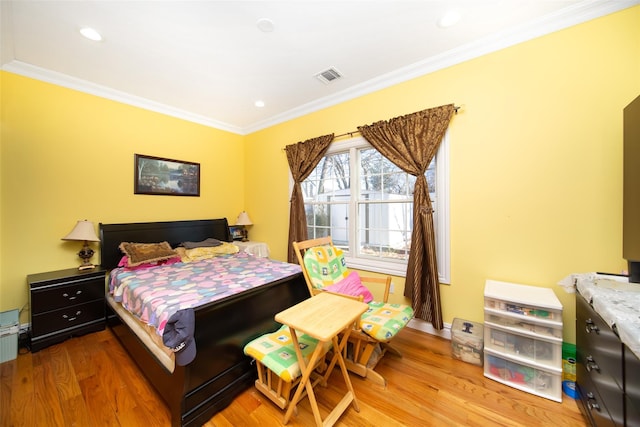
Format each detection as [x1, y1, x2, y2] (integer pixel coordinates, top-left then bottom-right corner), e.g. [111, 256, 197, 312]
[100, 218, 309, 427]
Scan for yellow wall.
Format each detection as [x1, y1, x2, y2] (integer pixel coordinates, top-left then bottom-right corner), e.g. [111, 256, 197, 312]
[0, 73, 245, 322]
[1, 7, 639, 344]
[245, 6, 640, 343]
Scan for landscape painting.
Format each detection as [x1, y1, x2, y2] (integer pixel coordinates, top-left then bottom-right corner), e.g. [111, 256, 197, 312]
[134, 154, 200, 196]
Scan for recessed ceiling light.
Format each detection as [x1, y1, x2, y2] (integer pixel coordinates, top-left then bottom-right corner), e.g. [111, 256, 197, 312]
[80, 27, 103, 41]
[438, 9, 461, 28]
[254, 100, 265, 108]
[256, 18, 275, 33]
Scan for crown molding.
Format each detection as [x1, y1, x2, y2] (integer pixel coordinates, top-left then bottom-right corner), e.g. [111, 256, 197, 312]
[244, 0, 638, 134]
[1, 60, 243, 135]
[3, 1, 637, 136]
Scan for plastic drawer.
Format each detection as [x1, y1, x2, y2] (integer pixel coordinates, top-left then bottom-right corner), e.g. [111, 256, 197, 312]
[484, 349, 562, 402]
[484, 312, 562, 340]
[485, 323, 561, 370]
[484, 280, 562, 322]
[484, 297, 561, 321]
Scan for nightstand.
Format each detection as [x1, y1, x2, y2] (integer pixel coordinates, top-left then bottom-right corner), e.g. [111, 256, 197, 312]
[233, 241, 270, 258]
[27, 267, 107, 352]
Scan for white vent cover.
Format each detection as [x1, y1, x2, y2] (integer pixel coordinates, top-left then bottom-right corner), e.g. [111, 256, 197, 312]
[315, 67, 342, 84]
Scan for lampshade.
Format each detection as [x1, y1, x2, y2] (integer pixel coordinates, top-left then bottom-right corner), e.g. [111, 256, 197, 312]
[62, 220, 99, 270]
[236, 211, 253, 226]
[62, 220, 99, 242]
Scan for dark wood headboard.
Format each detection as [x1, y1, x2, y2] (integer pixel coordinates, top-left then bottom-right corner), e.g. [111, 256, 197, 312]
[99, 218, 232, 269]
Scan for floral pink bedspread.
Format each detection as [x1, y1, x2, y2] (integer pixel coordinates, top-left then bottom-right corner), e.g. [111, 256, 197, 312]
[109, 252, 302, 336]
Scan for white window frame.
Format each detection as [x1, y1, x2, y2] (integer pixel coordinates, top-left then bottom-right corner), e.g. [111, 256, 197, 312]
[290, 133, 450, 284]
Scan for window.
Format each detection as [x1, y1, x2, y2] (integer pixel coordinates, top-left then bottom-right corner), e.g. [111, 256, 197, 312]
[299, 135, 450, 283]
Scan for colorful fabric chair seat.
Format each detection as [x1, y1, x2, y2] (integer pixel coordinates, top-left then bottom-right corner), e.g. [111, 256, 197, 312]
[361, 301, 414, 341]
[244, 325, 331, 382]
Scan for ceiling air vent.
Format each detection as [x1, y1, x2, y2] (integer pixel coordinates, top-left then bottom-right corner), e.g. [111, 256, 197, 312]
[315, 67, 342, 84]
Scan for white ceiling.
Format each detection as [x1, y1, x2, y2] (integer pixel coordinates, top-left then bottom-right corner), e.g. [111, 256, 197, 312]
[1, 1, 637, 134]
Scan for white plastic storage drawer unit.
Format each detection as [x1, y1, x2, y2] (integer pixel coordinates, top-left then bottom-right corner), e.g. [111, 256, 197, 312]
[483, 279, 563, 402]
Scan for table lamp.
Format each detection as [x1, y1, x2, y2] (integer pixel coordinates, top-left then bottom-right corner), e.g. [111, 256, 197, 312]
[235, 211, 253, 242]
[62, 220, 100, 270]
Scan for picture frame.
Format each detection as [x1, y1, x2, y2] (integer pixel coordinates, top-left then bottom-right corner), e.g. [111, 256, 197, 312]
[134, 154, 200, 196]
[229, 226, 244, 241]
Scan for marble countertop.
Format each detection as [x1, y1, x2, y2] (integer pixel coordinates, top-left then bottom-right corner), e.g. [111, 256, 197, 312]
[576, 275, 640, 359]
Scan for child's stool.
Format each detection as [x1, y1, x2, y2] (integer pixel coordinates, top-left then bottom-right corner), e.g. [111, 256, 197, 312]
[243, 325, 332, 410]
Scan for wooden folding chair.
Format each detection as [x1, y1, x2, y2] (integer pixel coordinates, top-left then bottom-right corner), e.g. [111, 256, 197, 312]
[293, 236, 414, 387]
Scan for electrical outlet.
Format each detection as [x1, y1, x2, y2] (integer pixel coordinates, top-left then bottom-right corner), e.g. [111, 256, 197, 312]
[390, 282, 394, 294]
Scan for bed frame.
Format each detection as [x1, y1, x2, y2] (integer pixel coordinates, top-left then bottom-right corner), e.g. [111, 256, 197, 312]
[100, 218, 308, 427]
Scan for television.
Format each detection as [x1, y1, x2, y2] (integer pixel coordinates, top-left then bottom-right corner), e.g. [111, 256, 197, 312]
[623, 94, 640, 283]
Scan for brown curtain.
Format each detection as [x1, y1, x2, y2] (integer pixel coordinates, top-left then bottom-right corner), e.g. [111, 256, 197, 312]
[285, 134, 334, 263]
[357, 104, 455, 329]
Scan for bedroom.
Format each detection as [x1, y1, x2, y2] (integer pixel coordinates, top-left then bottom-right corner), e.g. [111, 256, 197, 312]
[0, 2, 639, 425]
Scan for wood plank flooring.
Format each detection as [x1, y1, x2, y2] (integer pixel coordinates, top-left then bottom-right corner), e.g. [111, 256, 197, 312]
[1, 327, 586, 426]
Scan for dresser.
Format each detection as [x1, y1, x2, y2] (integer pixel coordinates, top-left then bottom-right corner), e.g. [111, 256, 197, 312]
[483, 279, 564, 402]
[576, 293, 624, 426]
[28, 267, 107, 352]
[575, 276, 640, 427]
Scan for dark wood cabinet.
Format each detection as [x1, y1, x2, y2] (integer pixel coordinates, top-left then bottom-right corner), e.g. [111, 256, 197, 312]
[625, 345, 640, 427]
[28, 267, 107, 352]
[575, 290, 640, 427]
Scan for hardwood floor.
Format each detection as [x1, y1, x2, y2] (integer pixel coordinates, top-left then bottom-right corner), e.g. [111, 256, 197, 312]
[1, 327, 586, 427]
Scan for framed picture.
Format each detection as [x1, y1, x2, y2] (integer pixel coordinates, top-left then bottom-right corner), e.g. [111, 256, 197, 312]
[229, 226, 244, 241]
[134, 154, 200, 196]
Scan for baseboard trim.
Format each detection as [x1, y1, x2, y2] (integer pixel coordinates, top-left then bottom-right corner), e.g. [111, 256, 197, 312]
[407, 318, 452, 340]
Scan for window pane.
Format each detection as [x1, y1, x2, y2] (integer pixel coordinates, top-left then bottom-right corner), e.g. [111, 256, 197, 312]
[303, 151, 351, 253]
[305, 203, 349, 252]
[305, 155, 350, 204]
[327, 203, 349, 246]
[360, 148, 381, 196]
[360, 229, 410, 260]
[359, 148, 412, 200]
[306, 225, 330, 239]
[384, 171, 410, 196]
[358, 201, 412, 261]
[301, 180, 318, 199]
[426, 158, 436, 195]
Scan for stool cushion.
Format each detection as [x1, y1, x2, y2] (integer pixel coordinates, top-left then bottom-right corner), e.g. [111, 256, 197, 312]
[361, 302, 414, 341]
[244, 325, 332, 382]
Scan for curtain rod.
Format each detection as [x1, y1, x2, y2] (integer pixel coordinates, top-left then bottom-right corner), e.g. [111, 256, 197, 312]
[333, 105, 460, 139]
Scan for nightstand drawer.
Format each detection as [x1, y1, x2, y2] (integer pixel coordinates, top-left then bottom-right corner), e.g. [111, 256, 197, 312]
[31, 277, 104, 313]
[31, 300, 105, 337]
[28, 267, 107, 352]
